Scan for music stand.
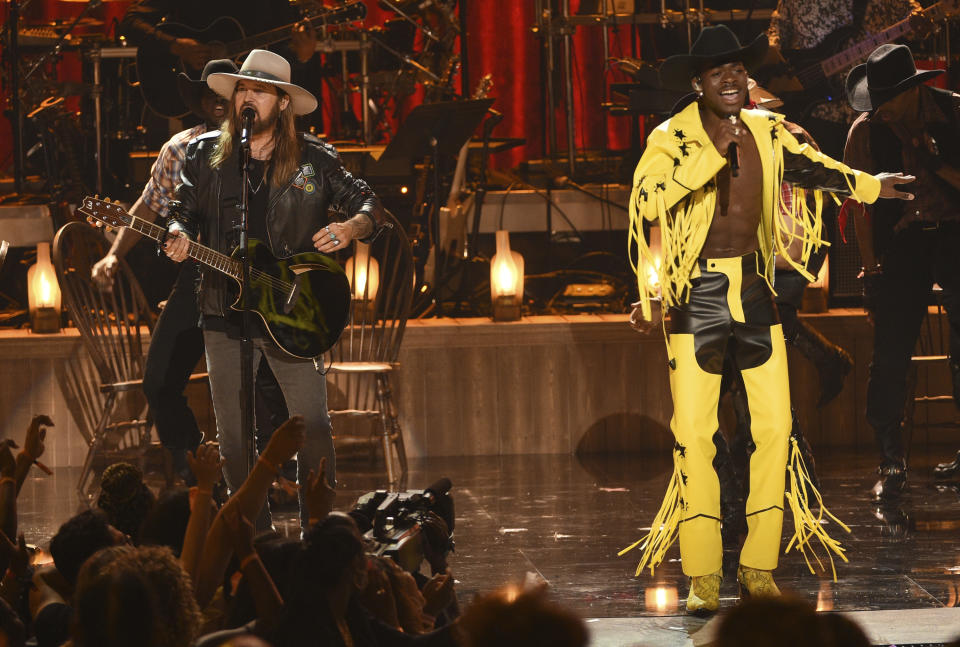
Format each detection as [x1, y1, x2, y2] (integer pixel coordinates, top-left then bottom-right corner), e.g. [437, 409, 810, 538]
[378, 98, 494, 163]
[376, 98, 494, 305]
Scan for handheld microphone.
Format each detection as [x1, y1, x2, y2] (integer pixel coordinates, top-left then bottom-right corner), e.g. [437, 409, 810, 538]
[239, 107, 255, 148]
[728, 115, 740, 178]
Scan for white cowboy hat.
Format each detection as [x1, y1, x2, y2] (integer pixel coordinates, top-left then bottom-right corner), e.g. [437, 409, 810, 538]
[206, 49, 318, 116]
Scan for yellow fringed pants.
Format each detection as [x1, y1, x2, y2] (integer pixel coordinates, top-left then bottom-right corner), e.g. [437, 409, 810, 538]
[667, 253, 791, 577]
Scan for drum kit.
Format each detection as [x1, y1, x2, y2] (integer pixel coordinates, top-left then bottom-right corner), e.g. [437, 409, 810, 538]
[4, 0, 461, 201]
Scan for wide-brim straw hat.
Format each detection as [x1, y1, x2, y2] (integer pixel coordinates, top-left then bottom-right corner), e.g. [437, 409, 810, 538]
[207, 49, 318, 116]
[846, 43, 943, 112]
[659, 25, 768, 92]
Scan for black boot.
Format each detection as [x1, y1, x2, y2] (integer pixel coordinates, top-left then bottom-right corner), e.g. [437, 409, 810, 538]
[791, 322, 853, 407]
[871, 458, 907, 501]
[933, 450, 960, 481]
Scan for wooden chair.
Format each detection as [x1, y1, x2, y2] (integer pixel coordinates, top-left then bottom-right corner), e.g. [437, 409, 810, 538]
[903, 286, 960, 459]
[52, 221, 156, 500]
[325, 211, 414, 487]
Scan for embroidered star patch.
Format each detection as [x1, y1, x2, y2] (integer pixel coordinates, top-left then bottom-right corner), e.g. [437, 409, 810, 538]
[673, 129, 686, 140]
[679, 142, 690, 157]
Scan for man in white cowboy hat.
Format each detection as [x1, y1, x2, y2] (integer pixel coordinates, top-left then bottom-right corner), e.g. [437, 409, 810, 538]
[844, 43, 960, 500]
[163, 49, 386, 526]
[622, 24, 915, 614]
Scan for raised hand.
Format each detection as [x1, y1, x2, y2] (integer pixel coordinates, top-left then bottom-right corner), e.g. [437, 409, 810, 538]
[0, 531, 29, 577]
[186, 441, 224, 490]
[422, 568, 455, 618]
[305, 457, 336, 524]
[261, 415, 306, 468]
[23, 415, 52, 462]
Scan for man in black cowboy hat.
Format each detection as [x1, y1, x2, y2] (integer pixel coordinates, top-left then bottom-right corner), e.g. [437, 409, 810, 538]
[622, 25, 914, 614]
[91, 59, 240, 483]
[844, 43, 960, 500]
[163, 50, 386, 528]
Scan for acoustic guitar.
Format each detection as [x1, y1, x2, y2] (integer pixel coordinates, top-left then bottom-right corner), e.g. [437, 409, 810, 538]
[137, 2, 366, 118]
[78, 197, 351, 360]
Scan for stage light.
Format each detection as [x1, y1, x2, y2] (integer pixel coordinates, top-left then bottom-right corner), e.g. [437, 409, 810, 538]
[490, 230, 523, 321]
[643, 585, 678, 613]
[345, 241, 380, 322]
[27, 242, 61, 334]
[400, 186, 409, 194]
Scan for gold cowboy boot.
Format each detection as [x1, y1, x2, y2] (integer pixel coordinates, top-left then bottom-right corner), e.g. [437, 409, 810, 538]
[737, 565, 781, 599]
[686, 569, 722, 614]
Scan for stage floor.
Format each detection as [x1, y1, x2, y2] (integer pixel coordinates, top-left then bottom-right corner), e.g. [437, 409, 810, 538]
[16, 447, 960, 646]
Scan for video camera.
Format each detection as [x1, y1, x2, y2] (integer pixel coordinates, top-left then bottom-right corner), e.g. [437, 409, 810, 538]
[349, 477, 454, 573]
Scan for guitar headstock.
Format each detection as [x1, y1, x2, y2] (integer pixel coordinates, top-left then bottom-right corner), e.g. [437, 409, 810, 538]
[77, 196, 132, 233]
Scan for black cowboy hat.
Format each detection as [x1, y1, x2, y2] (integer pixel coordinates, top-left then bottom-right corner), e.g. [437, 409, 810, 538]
[176, 59, 239, 119]
[846, 43, 943, 112]
[659, 25, 769, 92]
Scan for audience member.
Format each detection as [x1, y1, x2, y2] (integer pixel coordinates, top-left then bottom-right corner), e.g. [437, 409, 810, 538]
[714, 596, 871, 647]
[139, 487, 192, 556]
[48, 510, 128, 589]
[96, 462, 157, 540]
[72, 545, 202, 647]
[457, 584, 588, 647]
[0, 597, 25, 647]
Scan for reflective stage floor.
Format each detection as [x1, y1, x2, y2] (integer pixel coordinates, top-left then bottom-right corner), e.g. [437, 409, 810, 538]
[16, 447, 960, 646]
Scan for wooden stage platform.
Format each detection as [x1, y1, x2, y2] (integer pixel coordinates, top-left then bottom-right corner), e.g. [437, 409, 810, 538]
[1, 310, 956, 468]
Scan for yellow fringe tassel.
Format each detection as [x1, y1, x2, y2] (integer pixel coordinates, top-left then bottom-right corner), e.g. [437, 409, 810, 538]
[783, 436, 852, 581]
[618, 458, 685, 577]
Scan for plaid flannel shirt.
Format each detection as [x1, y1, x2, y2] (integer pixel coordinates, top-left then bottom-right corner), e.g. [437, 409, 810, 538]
[140, 124, 207, 219]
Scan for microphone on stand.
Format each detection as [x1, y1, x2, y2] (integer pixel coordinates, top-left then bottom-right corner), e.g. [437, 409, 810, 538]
[239, 107, 255, 149]
[728, 115, 740, 178]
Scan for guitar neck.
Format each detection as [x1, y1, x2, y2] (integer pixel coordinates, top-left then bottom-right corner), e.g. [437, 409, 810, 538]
[819, 8, 929, 78]
[224, 10, 356, 59]
[127, 215, 241, 280]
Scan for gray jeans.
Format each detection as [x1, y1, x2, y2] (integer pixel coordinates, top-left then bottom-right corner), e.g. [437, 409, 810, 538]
[203, 327, 334, 525]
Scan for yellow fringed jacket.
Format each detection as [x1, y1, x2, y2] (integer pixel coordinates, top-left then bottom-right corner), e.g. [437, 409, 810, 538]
[628, 101, 882, 322]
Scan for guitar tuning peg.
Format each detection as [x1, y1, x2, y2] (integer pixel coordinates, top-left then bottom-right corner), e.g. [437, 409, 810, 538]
[86, 216, 94, 224]
[94, 194, 99, 199]
[95, 221, 103, 228]
[105, 226, 114, 233]
[104, 197, 111, 203]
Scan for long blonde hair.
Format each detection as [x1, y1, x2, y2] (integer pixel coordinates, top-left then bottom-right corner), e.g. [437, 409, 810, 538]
[210, 87, 301, 188]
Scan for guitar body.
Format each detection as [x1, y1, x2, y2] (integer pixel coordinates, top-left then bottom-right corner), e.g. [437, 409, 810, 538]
[227, 240, 351, 359]
[137, 17, 245, 118]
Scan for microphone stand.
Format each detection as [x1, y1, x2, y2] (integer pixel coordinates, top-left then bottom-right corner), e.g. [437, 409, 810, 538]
[238, 123, 256, 477]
